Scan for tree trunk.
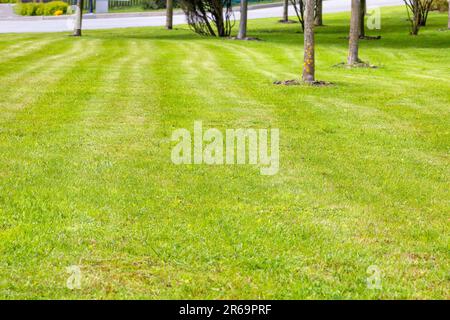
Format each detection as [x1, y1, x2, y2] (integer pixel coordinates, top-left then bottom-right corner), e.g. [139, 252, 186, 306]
[73, 0, 84, 37]
[419, 10, 426, 26]
[302, 0, 315, 83]
[216, 13, 225, 37]
[237, 0, 248, 39]
[282, 0, 289, 22]
[411, 0, 420, 35]
[166, 0, 173, 30]
[348, 0, 360, 65]
[314, 0, 323, 26]
[448, 0, 450, 29]
[420, 17, 426, 26]
[359, 0, 366, 38]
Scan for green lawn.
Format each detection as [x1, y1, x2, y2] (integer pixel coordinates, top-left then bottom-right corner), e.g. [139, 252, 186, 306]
[0, 7, 449, 299]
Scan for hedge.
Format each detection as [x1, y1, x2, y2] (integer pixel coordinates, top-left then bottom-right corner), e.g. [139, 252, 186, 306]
[14, 1, 68, 16]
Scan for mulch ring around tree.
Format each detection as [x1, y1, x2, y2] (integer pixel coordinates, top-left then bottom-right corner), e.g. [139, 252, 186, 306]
[278, 20, 298, 24]
[360, 36, 382, 40]
[273, 79, 333, 87]
[338, 36, 382, 40]
[333, 62, 379, 69]
[228, 37, 262, 41]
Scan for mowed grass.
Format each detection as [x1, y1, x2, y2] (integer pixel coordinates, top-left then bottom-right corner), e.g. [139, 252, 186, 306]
[0, 7, 449, 299]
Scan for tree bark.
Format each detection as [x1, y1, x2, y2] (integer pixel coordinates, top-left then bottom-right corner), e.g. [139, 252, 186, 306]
[359, 0, 366, 38]
[73, 0, 84, 37]
[420, 14, 426, 26]
[411, 0, 420, 35]
[282, 0, 289, 22]
[166, 0, 173, 30]
[302, 0, 315, 83]
[314, 0, 323, 26]
[348, 0, 361, 65]
[237, 0, 248, 39]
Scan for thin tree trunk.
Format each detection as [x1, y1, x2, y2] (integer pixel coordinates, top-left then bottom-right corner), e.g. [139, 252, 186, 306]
[359, 0, 366, 38]
[412, 0, 420, 35]
[302, 0, 315, 83]
[237, 0, 248, 39]
[215, 11, 225, 37]
[348, 0, 361, 65]
[420, 15, 426, 26]
[282, 0, 289, 22]
[73, 0, 84, 37]
[314, 0, 323, 26]
[166, 0, 173, 30]
[419, 4, 426, 26]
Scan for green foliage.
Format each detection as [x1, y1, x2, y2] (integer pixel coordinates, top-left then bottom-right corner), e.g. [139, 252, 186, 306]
[43, 1, 68, 15]
[15, 2, 35, 15]
[35, 3, 45, 15]
[432, 0, 449, 12]
[0, 0, 16, 3]
[15, 1, 68, 16]
[141, 0, 166, 10]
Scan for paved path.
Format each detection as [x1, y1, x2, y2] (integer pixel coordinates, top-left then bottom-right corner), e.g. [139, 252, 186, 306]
[0, 0, 404, 34]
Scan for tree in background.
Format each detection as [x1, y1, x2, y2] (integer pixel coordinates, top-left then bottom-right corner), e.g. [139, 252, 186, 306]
[281, 0, 289, 22]
[315, 0, 323, 26]
[359, 0, 366, 38]
[418, 0, 434, 26]
[302, 0, 315, 82]
[73, 0, 84, 37]
[404, 0, 420, 35]
[432, 0, 450, 28]
[166, 0, 173, 30]
[359, 0, 381, 39]
[404, 0, 434, 35]
[348, 0, 361, 65]
[291, 0, 321, 31]
[291, 0, 305, 31]
[237, 0, 248, 39]
[180, 0, 234, 37]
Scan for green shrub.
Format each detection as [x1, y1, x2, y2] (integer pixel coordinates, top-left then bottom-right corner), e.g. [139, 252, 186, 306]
[15, 1, 68, 16]
[0, 0, 17, 3]
[432, 0, 449, 12]
[35, 3, 45, 15]
[44, 1, 68, 15]
[141, 0, 166, 10]
[140, 0, 179, 10]
[25, 2, 37, 15]
[14, 3, 22, 15]
[14, 3, 36, 16]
